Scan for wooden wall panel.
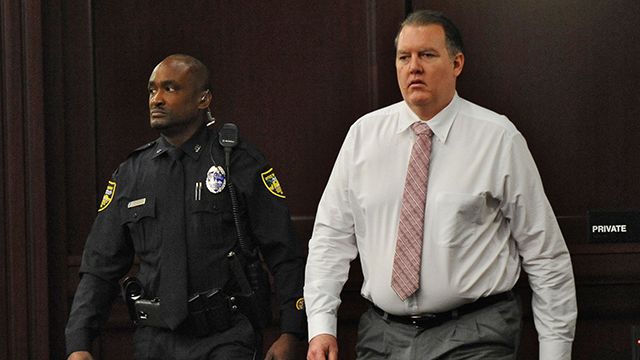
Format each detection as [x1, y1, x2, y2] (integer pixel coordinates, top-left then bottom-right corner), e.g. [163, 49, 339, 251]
[43, 0, 70, 357]
[43, 0, 99, 358]
[1, 0, 49, 358]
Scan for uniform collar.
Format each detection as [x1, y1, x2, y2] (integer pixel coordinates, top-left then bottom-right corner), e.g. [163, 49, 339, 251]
[398, 93, 459, 144]
[152, 124, 210, 160]
[181, 124, 209, 160]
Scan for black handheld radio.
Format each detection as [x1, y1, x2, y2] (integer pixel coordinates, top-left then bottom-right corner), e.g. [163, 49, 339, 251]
[219, 123, 272, 329]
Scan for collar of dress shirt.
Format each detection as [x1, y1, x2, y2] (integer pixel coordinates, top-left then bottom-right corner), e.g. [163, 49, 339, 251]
[397, 92, 460, 144]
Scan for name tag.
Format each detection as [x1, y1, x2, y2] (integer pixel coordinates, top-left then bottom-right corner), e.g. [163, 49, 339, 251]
[127, 198, 146, 208]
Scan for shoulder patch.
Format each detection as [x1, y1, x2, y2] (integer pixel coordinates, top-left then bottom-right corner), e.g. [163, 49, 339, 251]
[261, 168, 285, 198]
[98, 180, 117, 212]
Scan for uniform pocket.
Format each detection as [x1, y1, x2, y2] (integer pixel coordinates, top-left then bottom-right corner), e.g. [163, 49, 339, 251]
[190, 196, 228, 249]
[121, 196, 158, 253]
[434, 192, 484, 248]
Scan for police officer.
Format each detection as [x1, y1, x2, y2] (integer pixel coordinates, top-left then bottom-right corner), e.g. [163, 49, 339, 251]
[65, 54, 306, 360]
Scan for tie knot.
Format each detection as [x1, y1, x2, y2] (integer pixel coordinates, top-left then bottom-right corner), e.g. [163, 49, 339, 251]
[167, 147, 184, 161]
[411, 122, 432, 137]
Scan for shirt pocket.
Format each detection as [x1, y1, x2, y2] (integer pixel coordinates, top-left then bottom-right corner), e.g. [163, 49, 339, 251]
[433, 192, 484, 248]
[120, 196, 159, 253]
[190, 196, 231, 250]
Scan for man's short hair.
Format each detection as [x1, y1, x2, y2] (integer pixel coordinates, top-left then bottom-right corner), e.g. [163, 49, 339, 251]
[394, 10, 464, 58]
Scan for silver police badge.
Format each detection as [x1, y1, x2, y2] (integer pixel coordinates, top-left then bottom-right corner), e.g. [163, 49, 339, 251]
[206, 165, 226, 194]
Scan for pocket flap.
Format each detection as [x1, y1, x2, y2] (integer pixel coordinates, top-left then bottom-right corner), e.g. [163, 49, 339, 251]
[191, 198, 220, 213]
[121, 196, 156, 224]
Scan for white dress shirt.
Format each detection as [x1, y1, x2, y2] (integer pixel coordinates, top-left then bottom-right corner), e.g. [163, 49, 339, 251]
[304, 94, 577, 359]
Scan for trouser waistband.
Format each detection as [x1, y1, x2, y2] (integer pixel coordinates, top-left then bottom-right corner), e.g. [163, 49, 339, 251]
[371, 292, 513, 329]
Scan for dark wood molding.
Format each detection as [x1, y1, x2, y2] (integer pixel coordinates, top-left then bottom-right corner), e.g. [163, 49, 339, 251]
[1, 0, 49, 358]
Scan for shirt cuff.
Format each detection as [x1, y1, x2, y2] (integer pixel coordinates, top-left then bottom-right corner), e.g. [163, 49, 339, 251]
[279, 304, 307, 339]
[307, 312, 338, 341]
[539, 340, 572, 360]
[65, 328, 93, 357]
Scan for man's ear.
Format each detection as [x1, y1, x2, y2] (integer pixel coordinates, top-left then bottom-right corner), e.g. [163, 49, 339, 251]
[453, 53, 464, 77]
[198, 90, 212, 109]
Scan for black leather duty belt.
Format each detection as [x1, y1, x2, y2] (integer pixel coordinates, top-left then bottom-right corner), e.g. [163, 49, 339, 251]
[371, 292, 513, 329]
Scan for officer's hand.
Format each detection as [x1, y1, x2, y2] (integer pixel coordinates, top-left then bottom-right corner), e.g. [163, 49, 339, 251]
[67, 351, 94, 360]
[306, 334, 338, 360]
[264, 333, 304, 360]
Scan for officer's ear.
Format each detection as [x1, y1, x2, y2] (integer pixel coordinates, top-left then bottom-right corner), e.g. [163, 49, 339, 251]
[198, 89, 212, 109]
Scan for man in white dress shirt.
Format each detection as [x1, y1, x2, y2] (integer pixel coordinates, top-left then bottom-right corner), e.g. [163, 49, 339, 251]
[304, 9, 577, 360]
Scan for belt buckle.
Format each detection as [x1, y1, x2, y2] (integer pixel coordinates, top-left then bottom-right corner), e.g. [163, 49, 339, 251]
[409, 313, 437, 327]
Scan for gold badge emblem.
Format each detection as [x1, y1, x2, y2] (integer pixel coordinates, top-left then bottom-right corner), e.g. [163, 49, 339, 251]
[98, 181, 117, 212]
[295, 297, 305, 311]
[261, 168, 285, 198]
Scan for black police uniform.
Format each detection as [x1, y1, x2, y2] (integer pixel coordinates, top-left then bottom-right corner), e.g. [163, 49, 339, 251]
[65, 124, 306, 359]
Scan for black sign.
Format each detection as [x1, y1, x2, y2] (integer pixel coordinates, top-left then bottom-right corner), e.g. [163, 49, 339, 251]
[588, 209, 640, 243]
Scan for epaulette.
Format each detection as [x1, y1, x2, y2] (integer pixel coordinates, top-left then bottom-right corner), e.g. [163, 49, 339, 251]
[127, 138, 158, 158]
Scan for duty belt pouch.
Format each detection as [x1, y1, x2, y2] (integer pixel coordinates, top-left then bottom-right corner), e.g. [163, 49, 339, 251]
[122, 276, 168, 328]
[133, 299, 166, 328]
[188, 288, 234, 337]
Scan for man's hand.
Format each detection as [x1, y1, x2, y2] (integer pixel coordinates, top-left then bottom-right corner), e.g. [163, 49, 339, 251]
[67, 351, 94, 360]
[264, 333, 305, 360]
[306, 334, 338, 360]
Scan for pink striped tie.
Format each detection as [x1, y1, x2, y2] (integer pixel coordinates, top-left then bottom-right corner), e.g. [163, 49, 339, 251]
[392, 122, 433, 301]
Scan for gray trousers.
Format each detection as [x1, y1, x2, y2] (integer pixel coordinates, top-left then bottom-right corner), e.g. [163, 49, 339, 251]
[356, 296, 521, 360]
[133, 314, 259, 360]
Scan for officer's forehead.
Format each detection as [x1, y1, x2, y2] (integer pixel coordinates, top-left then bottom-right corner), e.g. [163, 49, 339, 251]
[149, 60, 194, 82]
